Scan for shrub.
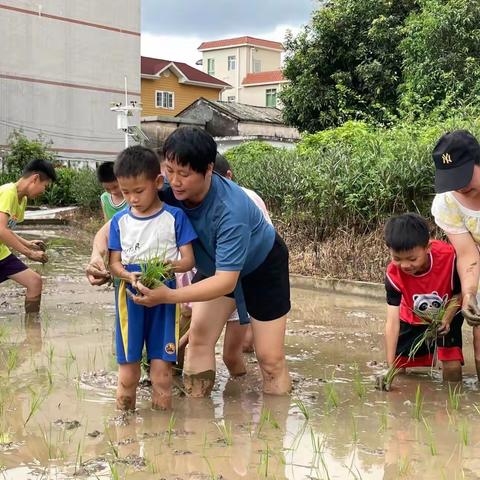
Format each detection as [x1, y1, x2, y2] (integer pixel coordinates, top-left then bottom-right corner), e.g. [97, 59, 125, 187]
[225, 113, 480, 238]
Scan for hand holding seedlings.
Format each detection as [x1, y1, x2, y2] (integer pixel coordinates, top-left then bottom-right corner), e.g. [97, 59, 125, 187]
[85, 256, 111, 286]
[29, 239, 47, 252]
[26, 248, 48, 263]
[131, 281, 173, 307]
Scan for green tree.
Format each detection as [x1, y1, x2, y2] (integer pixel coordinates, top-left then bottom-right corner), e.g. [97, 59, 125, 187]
[399, 0, 480, 118]
[3, 130, 55, 175]
[281, 0, 419, 132]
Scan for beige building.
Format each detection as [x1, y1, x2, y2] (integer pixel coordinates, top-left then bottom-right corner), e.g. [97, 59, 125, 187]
[198, 36, 287, 108]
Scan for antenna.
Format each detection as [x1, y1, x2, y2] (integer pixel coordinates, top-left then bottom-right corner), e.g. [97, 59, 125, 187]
[110, 76, 143, 148]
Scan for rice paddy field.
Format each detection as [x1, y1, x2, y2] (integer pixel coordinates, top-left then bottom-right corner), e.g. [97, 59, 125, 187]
[1, 226, 480, 479]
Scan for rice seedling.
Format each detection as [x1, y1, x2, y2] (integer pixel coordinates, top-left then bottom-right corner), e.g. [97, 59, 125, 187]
[324, 381, 339, 412]
[6, 347, 19, 377]
[215, 419, 233, 446]
[104, 424, 119, 459]
[24, 387, 45, 426]
[473, 403, 480, 416]
[422, 416, 437, 456]
[64, 347, 76, 379]
[293, 398, 310, 420]
[459, 419, 469, 446]
[412, 385, 423, 421]
[352, 363, 366, 398]
[397, 456, 412, 477]
[203, 455, 217, 480]
[377, 407, 388, 433]
[166, 412, 175, 447]
[45, 344, 54, 369]
[139, 255, 174, 289]
[310, 427, 321, 454]
[39, 423, 66, 460]
[351, 413, 359, 444]
[375, 361, 402, 391]
[256, 407, 279, 438]
[448, 383, 462, 411]
[257, 442, 270, 478]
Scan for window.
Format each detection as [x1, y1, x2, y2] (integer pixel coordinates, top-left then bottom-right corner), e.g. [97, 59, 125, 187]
[253, 59, 261, 73]
[155, 90, 174, 109]
[207, 58, 215, 76]
[228, 55, 236, 71]
[266, 88, 277, 107]
[227, 96, 236, 102]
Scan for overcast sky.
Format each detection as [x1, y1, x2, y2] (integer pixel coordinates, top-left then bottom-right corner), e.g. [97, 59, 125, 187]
[141, 0, 316, 66]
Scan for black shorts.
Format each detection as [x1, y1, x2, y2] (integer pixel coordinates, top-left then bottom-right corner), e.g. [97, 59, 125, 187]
[0, 254, 28, 283]
[396, 312, 464, 367]
[194, 232, 290, 321]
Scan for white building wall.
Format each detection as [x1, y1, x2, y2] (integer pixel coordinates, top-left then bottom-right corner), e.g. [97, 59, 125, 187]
[0, 0, 140, 165]
[241, 83, 286, 108]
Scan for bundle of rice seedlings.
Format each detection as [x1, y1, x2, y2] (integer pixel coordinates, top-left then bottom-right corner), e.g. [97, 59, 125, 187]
[408, 298, 459, 360]
[139, 256, 174, 289]
[375, 357, 403, 392]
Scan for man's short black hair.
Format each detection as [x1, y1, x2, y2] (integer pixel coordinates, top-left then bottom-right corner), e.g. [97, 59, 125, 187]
[163, 127, 216, 175]
[384, 213, 430, 251]
[114, 146, 160, 180]
[97, 161, 117, 183]
[214, 153, 231, 178]
[22, 159, 56, 182]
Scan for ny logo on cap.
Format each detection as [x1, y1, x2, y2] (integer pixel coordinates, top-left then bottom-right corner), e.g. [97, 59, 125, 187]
[442, 153, 452, 164]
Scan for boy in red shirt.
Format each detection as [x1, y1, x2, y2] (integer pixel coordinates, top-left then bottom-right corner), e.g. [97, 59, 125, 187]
[384, 213, 463, 383]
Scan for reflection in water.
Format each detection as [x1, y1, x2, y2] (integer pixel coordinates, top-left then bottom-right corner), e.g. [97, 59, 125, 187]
[1, 229, 480, 478]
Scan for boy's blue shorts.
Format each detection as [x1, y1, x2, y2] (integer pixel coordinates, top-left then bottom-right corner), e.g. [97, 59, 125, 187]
[115, 278, 179, 364]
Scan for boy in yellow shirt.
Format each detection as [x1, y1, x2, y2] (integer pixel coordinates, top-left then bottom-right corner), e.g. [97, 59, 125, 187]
[0, 159, 56, 316]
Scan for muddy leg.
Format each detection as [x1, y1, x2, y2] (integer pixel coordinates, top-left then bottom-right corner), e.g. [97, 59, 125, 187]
[175, 307, 192, 375]
[442, 360, 462, 383]
[223, 321, 247, 377]
[183, 297, 234, 397]
[251, 316, 291, 395]
[242, 324, 255, 353]
[150, 359, 172, 410]
[10, 269, 43, 315]
[117, 363, 141, 410]
[183, 369, 216, 397]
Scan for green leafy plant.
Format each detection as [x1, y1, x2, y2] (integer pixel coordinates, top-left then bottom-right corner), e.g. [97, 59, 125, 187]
[412, 385, 423, 421]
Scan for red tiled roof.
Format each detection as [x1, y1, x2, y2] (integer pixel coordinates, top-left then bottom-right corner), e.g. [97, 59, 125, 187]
[242, 70, 286, 86]
[141, 56, 229, 88]
[198, 36, 283, 51]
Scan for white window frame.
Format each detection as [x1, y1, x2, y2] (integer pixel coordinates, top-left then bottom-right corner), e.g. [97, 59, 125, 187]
[253, 59, 262, 73]
[266, 88, 277, 107]
[207, 58, 215, 76]
[228, 55, 236, 71]
[155, 90, 174, 110]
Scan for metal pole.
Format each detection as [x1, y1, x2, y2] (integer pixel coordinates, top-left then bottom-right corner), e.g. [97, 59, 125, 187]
[124, 76, 129, 148]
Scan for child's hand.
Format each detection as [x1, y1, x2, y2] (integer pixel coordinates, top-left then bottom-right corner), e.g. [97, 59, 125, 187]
[437, 321, 451, 336]
[128, 272, 141, 287]
[27, 249, 48, 263]
[28, 240, 47, 252]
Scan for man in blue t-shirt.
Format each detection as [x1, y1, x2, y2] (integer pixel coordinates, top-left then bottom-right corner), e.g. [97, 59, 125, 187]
[87, 127, 291, 397]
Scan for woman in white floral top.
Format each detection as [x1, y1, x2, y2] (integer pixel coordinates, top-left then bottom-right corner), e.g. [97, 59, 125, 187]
[431, 130, 480, 380]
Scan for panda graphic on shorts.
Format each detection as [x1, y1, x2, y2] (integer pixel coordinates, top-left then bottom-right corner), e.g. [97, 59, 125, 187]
[412, 291, 448, 317]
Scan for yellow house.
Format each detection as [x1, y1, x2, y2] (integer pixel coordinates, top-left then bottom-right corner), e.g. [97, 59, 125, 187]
[141, 56, 230, 117]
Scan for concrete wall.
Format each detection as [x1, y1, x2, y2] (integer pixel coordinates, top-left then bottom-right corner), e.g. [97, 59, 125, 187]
[237, 122, 300, 140]
[251, 48, 282, 74]
[0, 0, 140, 165]
[141, 71, 221, 117]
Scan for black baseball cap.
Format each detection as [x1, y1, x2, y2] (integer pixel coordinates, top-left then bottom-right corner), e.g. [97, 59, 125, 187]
[433, 130, 480, 193]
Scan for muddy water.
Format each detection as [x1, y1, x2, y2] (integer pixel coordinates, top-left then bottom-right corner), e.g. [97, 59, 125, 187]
[1, 228, 480, 479]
